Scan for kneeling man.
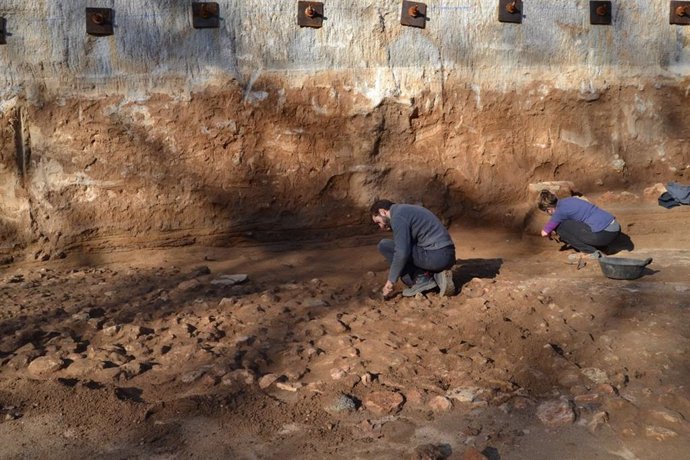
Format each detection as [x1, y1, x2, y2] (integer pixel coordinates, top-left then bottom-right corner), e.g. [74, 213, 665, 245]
[370, 199, 456, 298]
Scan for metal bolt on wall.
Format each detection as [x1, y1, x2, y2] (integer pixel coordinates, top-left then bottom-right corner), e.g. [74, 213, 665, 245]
[85, 7, 114, 36]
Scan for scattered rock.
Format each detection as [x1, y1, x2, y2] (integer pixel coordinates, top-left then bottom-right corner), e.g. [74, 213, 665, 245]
[364, 391, 405, 415]
[191, 265, 211, 276]
[233, 335, 255, 346]
[610, 157, 626, 173]
[276, 382, 302, 392]
[511, 397, 534, 410]
[71, 312, 89, 322]
[578, 88, 600, 102]
[64, 358, 103, 377]
[528, 181, 575, 197]
[27, 356, 65, 376]
[405, 389, 425, 406]
[8, 274, 25, 283]
[428, 395, 452, 412]
[599, 190, 639, 203]
[341, 373, 362, 389]
[582, 367, 608, 384]
[176, 278, 202, 291]
[574, 393, 602, 408]
[218, 297, 236, 308]
[557, 369, 582, 387]
[645, 425, 678, 441]
[258, 373, 282, 389]
[91, 367, 122, 382]
[180, 368, 206, 383]
[328, 394, 359, 413]
[211, 274, 248, 286]
[260, 292, 279, 303]
[361, 372, 375, 386]
[447, 387, 479, 403]
[647, 409, 686, 426]
[303, 298, 328, 308]
[120, 361, 152, 380]
[587, 411, 609, 433]
[536, 399, 576, 428]
[330, 368, 347, 380]
[593, 383, 617, 395]
[461, 278, 488, 299]
[102, 325, 121, 337]
[643, 183, 666, 200]
[4, 410, 21, 421]
[221, 369, 255, 386]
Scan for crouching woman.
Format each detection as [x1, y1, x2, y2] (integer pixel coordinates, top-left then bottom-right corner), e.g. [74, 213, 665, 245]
[538, 189, 620, 257]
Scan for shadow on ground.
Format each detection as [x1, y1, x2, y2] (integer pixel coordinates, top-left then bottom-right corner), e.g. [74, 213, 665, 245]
[453, 258, 503, 292]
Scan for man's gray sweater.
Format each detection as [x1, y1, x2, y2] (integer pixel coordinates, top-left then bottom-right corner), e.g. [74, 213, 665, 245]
[388, 204, 454, 283]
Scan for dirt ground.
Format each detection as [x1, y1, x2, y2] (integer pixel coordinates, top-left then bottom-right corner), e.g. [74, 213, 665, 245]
[0, 198, 689, 460]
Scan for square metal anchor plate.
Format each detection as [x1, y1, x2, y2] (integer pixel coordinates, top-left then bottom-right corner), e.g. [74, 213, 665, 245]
[401, 1, 427, 29]
[498, 0, 523, 24]
[670, 1, 690, 25]
[85, 8, 113, 36]
[298, 1, 323, 28]
[192, 2, 220, 29]
[590, 1, 612, 25]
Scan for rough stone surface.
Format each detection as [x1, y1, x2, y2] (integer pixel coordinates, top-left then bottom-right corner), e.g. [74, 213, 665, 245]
[211, 275, 248, 286]
[364, 391, 405, 415]
[428, 396, 453, 412]
[536, 399, 577, 428]
[27, 356, 64, 376]
[447, 387, 479, 403]
[258, 373, 281, 390]
[645, 426, 678, 441]
[328, 395, 358, 414]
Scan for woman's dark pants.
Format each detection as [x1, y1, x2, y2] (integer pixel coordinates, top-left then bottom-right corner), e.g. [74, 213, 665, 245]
[556, 220, 619, 253]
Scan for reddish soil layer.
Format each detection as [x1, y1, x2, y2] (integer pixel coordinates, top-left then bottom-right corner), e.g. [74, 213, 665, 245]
[0, 199, 688, 459]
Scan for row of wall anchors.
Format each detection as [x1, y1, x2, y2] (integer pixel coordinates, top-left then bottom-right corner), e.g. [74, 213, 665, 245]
[0, 1, 689, 44]
[299, 0, 690, 28]
[495, 0, 690, 26]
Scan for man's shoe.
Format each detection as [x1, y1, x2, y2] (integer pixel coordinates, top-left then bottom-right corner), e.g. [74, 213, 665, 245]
[434, 270, 455, 297]
[402, 272, 437, 297]
[401, 274, 414, 287]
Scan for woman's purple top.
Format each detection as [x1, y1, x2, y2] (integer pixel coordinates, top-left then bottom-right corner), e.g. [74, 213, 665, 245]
[543, 197, 615, 234]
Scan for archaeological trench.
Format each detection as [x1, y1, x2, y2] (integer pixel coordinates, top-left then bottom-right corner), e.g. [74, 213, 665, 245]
[0, 1, 689, 459]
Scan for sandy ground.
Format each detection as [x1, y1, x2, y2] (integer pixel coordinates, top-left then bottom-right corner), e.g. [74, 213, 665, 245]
[0, 201, 689, 460]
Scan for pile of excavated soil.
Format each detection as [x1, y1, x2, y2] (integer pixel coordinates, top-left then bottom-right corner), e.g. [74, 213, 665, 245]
[0, 200, 689, 459]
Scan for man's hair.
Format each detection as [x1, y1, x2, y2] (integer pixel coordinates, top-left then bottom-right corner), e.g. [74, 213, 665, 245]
[370, 199, 394, 216]
[538, 189, 558, 212]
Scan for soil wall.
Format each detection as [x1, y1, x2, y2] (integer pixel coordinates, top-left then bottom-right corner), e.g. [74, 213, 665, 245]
[0, 1, 689, 258]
